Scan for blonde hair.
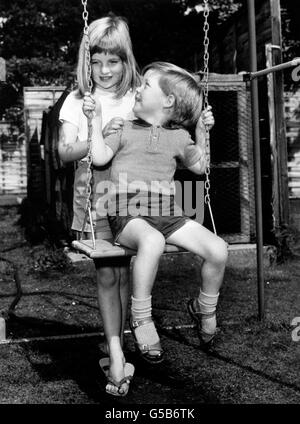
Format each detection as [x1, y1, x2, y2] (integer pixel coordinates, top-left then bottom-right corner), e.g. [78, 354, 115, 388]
[77, 14, 140, 98]
[142, 62, 203, 128]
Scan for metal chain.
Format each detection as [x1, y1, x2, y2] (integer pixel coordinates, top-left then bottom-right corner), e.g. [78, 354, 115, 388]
[81, 0, 96, 245]
[202, 0, 216, 234]
[203, 0, 210, 204]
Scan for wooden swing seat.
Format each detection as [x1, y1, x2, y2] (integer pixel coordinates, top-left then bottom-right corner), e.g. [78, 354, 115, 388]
[72, 239, 185, 259]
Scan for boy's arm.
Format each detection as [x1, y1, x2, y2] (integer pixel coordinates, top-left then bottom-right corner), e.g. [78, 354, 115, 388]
[90, 118, 114, 166]
[187, 106, 214, 175]
[82, 93, 114, 166]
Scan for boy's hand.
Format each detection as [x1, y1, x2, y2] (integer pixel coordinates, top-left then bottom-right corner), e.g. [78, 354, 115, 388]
[197, 105, 215, 131]
[82, 92, 102, 120]
[103, 117, 125, 137]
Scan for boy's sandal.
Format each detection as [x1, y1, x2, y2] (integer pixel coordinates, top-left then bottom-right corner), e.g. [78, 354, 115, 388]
[99, 358, 135, 397]
[187, 298, 216, 348]
[129, 317, 164, 364]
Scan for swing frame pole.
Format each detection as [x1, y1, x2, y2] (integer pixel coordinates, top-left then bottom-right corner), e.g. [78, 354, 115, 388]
[243, 57, 300, 81]
[247, 0, 265, 321]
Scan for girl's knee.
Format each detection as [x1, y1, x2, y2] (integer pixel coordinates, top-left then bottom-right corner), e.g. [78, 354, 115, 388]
[96, 267, 117, 289]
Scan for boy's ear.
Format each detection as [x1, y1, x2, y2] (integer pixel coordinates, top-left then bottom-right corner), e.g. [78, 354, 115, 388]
[164, 94, 175, 108]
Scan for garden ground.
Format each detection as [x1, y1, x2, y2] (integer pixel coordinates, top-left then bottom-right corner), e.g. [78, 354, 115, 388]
[0, 204, 299, 407]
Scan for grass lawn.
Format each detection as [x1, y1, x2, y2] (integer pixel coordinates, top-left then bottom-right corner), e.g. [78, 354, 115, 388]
[0, 205, 299, 405]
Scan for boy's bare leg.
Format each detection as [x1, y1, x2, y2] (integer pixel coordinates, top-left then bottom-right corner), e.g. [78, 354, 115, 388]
[166, 220, 228, 339]
[118, 218, 165, 360]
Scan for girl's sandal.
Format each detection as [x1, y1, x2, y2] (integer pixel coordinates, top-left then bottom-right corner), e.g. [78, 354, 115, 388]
[187, 298, 216, 348]
[129, 317, 164, 364]
[99, 358, 135, 397]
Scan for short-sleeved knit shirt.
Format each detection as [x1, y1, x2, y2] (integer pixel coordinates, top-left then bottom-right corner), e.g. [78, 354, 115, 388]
[104, 119, 201, 217]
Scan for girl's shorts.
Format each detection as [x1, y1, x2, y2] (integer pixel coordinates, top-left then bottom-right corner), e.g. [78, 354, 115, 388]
[109, 214, 190, 243]
[72, 161, 112, 239]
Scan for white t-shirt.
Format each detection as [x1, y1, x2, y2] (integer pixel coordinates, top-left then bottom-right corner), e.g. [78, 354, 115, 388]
[59, 87, 136, 142]
[59, 87, 136, 235]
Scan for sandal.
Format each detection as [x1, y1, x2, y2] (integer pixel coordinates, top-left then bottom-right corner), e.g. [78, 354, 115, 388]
[99, 358, 134, 397]
[187, 298, 216, 348]
[129, 317, 164, 364]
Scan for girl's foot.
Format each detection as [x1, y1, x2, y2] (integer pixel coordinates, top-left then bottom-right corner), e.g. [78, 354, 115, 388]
[106, 352, 129, 396]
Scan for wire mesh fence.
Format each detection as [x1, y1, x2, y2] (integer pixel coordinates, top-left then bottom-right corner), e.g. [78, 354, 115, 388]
[23, 75, 256, 245]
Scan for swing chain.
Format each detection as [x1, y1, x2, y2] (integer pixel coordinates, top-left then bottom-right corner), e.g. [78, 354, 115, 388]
[203, 0, 211, 206]
[202, 0, 216, 235]
[81, 0, 96, 243]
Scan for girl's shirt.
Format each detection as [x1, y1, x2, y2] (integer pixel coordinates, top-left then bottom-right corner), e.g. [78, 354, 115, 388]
[59, 87, 135, 234]
[59, 88, 135, 144]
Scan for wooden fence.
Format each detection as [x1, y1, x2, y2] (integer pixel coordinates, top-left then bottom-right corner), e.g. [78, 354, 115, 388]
[285, 89, 300, 228]
[0, 121, 27, 195]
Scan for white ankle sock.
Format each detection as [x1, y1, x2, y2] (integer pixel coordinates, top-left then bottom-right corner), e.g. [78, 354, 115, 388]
[197, 290, 219, 335]
[131, 296, 160, 346]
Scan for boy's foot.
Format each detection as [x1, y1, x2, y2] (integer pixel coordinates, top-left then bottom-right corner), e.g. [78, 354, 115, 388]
[187, 298, 217, 348]
[129, 317, 164, 364]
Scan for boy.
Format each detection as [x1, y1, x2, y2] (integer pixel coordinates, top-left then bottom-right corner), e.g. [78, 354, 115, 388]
[83, 61, 228, 364]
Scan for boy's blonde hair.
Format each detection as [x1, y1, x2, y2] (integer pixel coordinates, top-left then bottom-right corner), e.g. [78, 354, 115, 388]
[77, 14, 140, 98]
[142, 62, 203, 128]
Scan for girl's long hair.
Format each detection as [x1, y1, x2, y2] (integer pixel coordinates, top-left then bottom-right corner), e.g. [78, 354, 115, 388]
[76, 14, 140, 98]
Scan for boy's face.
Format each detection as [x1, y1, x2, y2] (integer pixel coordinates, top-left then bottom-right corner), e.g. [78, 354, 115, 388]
[133, 70, 167, 120]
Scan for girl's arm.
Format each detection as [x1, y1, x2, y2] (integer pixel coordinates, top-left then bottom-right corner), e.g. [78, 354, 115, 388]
[58, 117, 124, 164]
[188, 106, 214, 175]
[82, 93, 114, 166]
[58, 122, 89, 163]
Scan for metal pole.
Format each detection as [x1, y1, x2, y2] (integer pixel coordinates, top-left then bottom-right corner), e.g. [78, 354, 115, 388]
[247, 0, 265, 320]
[250, 57, 300, 79]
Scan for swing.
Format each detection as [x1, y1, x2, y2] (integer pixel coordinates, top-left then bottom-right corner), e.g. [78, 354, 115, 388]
[72, 0, 216, 259]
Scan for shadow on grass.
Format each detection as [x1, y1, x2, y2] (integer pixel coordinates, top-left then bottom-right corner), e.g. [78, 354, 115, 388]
[5, 313, 100, 339]
[158, 325, 300, 394]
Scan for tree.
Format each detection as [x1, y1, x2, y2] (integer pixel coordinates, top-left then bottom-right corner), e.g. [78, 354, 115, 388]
[0, 0, 243, 90]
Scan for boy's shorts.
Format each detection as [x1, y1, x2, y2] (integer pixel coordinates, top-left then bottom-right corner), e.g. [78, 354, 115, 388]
[108, 214, 190, 243]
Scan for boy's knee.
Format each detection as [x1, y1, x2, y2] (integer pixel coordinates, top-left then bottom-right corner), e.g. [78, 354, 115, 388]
[213, 238, 228, 265]
[142, 232, 165, 255]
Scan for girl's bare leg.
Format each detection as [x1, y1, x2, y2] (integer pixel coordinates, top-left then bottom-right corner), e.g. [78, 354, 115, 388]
[94, 258, 130, 395]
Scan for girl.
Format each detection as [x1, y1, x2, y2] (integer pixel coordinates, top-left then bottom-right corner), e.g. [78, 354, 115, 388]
[58, 14, 140, 397]
[83, 62, 227, 367]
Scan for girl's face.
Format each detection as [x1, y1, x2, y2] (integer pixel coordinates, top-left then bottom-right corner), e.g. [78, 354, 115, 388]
[91, 52, 123, 92]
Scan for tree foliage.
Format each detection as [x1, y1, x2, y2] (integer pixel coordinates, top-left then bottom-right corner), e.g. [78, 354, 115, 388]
[0, 0, 242, 91]
[280, 0, 300, 62]
[1, 0, 298, 98]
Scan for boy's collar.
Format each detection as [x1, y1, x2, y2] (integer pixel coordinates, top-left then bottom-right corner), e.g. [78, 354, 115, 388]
[132, 118, 182, 130]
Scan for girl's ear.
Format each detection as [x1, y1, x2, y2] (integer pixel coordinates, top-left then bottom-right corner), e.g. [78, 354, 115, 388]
[164, 94, 175, 108]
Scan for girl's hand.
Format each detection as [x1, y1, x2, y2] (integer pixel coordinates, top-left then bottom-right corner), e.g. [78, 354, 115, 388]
[103, 117, 125, 138]
[197, 105, 215, 131]
[82, 92, 102, 120]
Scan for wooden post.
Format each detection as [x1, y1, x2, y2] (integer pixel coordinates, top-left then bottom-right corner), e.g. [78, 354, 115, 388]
[0, 57, 6, 81]
[266, 43, 280, 231]
[270, 0, 289, 227]
[0, 317, 6, 341]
